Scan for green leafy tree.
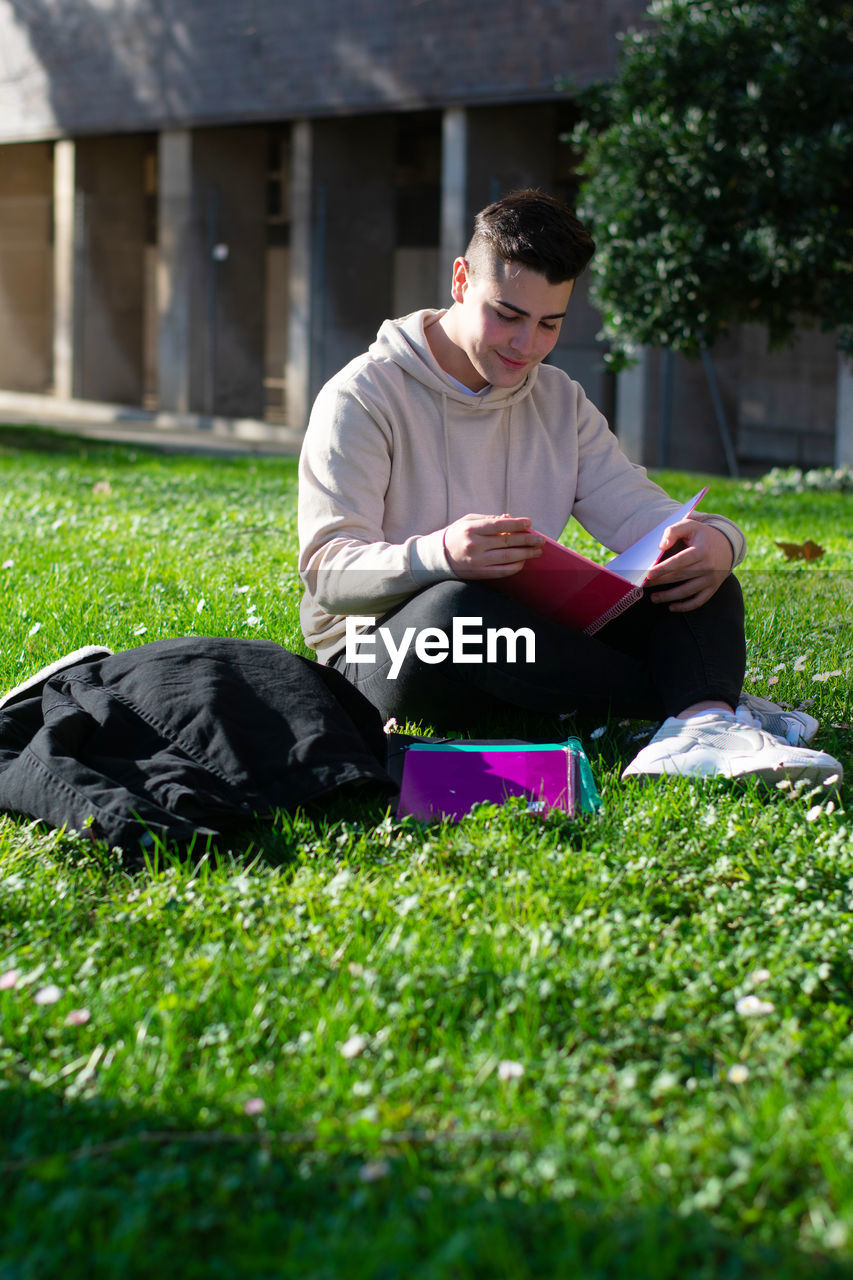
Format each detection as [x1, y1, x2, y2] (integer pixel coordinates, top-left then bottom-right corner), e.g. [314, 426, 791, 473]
[571, 0, 853, 369]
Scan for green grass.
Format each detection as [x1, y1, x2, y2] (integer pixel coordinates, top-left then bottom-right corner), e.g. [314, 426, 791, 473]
[0, 425, 851, 1279]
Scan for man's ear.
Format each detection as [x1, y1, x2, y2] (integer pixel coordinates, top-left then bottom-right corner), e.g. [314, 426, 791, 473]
[450, 257, 470, 304]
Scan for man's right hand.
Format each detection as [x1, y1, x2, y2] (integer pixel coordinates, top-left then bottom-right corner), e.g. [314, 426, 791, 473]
[443, 514, 544, 579]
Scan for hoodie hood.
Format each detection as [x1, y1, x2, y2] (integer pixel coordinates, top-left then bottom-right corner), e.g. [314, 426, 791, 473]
[368, 309, 538, 524]
[369, 309, 540, 410]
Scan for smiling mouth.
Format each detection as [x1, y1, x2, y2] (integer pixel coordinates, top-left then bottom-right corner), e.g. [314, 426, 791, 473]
[497, 353, 526, 369]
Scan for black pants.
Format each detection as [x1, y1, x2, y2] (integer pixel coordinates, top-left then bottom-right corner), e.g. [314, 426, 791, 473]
[331, 576, 746, 732]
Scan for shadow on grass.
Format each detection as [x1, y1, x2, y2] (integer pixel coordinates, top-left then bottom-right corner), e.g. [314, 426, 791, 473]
[0, 423, 175, 467]
[0, 1083, 848, 1280]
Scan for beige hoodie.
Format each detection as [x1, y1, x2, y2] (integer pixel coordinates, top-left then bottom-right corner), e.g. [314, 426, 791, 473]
[298, 309, 746, 659]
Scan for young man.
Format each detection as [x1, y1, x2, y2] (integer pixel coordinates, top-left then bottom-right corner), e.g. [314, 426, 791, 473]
[298, 190, 842, 785]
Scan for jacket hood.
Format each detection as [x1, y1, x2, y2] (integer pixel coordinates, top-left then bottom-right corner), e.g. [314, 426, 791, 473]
[368, 309, 540, 409]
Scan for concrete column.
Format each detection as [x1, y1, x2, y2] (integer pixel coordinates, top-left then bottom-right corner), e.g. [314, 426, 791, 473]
[615, 347, 650, 464]
[439, 107, 468, 299]
[74, 135, 147, 404]
[286, 121, 314, 433]
[286, 116, 396, 430]
[53, 139, 79, 400]
[157, 129, 193, 413]
[0, 141, 52, 393]
[836, 353, 853, 467]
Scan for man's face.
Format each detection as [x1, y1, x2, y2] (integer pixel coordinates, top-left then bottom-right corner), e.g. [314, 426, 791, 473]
[449, 257, 574, 390]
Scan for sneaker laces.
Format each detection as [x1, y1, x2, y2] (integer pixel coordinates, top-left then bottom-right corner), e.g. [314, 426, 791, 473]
[734, 702, 800, 745]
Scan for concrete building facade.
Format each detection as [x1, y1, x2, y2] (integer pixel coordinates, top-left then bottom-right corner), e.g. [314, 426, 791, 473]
[0, 0, 848, 471]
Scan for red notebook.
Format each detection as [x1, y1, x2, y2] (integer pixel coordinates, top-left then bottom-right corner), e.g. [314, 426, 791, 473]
[493, 487, 708, 635]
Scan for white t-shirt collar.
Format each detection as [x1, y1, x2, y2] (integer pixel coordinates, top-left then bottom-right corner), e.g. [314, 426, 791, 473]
[444, 371, 492, 397]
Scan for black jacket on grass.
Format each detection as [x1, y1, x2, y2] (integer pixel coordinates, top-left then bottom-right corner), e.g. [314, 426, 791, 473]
[0, 637, 394, 853]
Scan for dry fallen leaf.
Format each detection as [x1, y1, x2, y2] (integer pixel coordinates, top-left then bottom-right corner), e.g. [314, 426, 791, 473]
[775, 539, 825, 562]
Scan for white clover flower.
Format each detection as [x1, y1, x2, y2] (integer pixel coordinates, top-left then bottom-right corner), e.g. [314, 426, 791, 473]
[589, 726, 607, 740]
[65, 1008, 91, 1026]
[0, 968, 20, 990]
[33, 984, 63, 1005]
[340, 1033, 368, 1059]
[2, 559, 13, 570]
[383, 717, 398, 734]
[651, 1070, 679, 1096]
[805, 805, 824, 822]
[497, 1059, 525, 1081]
[736, 994, 775, 1017]
[727, 1064, 750, 1085]
[243, 1097, 265, 1115]
[749, 968, 772, 985]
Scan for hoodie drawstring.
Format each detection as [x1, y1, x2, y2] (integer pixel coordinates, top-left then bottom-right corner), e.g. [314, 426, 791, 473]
[503, 402, 514, 515]
[441, 390, 453, 525]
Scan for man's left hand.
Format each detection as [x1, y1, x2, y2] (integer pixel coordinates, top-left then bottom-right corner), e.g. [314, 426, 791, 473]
[643, 520, 734, 611]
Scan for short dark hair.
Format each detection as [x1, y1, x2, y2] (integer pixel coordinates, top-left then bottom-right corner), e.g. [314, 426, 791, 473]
[465, 188, 595, 285]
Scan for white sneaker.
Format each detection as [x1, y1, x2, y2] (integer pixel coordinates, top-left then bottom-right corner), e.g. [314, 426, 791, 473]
[735, 692, 819, 745]
[622, 712, 843, 787]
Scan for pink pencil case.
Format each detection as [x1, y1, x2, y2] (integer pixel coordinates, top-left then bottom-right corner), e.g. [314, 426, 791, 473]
[396, 739, 600, 822]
